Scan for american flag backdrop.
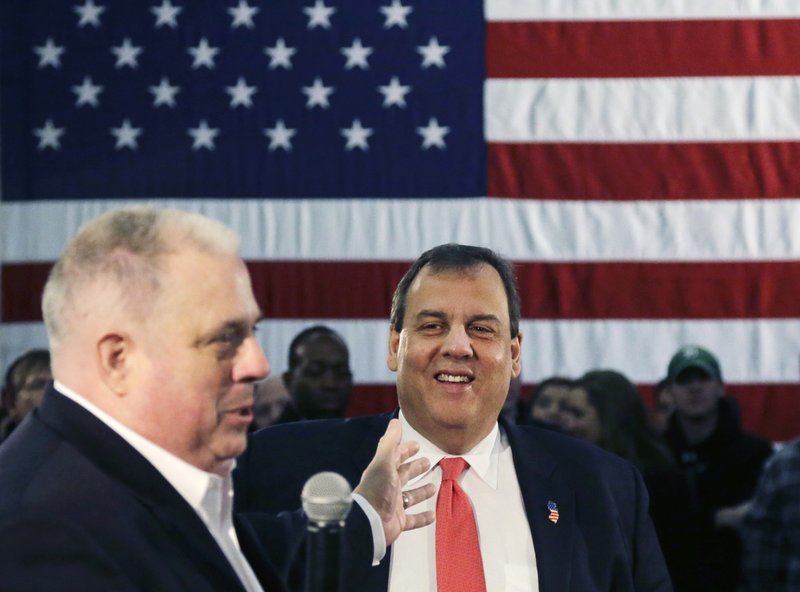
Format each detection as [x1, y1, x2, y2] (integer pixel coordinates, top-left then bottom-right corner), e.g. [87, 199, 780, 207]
[2, 0, 800, 441]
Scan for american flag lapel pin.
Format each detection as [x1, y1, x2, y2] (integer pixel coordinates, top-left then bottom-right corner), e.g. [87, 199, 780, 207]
[547, 501, 559, 524]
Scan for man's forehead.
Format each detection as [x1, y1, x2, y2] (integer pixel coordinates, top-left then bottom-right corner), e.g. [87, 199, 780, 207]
[409, 263, 504, 296]
[298, 337, 349, 359]
[405, 264, 511, 326]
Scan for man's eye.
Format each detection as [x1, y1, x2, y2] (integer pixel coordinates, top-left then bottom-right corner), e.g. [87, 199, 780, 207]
[213, 328, 245, 348]
[215, 331, 237, 343]
[470, 325, 494, 334]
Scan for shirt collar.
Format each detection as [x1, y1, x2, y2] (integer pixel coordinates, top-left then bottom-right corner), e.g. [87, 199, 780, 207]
[398, 409, 501, 489]
[54, 380, 233, 518]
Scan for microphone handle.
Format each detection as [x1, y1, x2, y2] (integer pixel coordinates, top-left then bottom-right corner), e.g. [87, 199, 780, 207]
[304, 522, 343, 592]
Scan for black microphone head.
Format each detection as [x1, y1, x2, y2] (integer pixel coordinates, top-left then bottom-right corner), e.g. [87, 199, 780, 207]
[301, 471, 353, 525]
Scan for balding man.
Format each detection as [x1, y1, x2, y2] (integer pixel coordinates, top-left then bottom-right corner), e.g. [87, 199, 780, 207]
[0, 206, 433, 591]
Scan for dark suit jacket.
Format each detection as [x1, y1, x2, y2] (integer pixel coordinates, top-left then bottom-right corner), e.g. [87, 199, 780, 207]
[0, 386, 299, 592]
[235, 413, 673, 592]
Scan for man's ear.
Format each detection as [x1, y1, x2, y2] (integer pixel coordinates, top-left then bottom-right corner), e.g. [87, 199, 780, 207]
[97, 333, 130, 395]
[387, 326, 400, 372]
[511, 331, 523, 379]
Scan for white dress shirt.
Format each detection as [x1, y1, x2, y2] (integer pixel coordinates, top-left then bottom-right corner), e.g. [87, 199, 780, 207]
[388, 411, 539, 592]
[56, 381, 264, 592]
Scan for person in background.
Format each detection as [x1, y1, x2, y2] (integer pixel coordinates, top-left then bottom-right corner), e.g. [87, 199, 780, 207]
[1, 349, 51, 441]
[563, 369, 700, 591]
[564, 370, 672, 470]
[520, 376, 574, 430]
[740, 436, 800, 592]
[236, 243, 672, 592]
[662, 345, 773, 592]
[251, 375, 290, 430]
[273, 325, 353, 423]
[650, 377, 674, 435]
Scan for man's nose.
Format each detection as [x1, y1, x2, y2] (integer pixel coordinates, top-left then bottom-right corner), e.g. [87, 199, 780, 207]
[235, 336, 270, 382]
[441, 325, 473, 358]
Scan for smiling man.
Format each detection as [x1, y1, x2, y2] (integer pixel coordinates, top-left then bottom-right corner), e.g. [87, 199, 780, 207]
[236, 243, 673, 592]
[0, 206, 434, 592]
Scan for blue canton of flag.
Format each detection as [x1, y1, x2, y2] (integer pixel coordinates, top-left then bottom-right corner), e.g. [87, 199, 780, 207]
[1, 0, 485, 200]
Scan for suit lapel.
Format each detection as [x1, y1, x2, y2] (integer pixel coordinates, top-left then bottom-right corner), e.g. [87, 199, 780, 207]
[504, 421, 575, 592]
[38, 387, 248, 592]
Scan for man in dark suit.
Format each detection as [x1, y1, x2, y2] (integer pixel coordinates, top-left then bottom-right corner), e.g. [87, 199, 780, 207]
[0, 206, 433, 591]
[237, 243, 673, 591]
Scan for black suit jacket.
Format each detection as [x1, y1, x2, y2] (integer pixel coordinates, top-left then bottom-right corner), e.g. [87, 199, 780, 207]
[0, 386, 297, 592]
[235, 413, 673, 592]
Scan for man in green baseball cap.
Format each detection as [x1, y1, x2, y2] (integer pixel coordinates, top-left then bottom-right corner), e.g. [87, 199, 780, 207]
[662, 344, 773, 592]
[666, 345, 724, 423]
[667, 345, 722, 384]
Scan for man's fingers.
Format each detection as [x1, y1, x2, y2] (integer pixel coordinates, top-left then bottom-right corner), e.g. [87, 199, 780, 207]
[374, 418, 402, 463]
[402, 511, 435, 531]
[402, 483, 436, 509]
[395, 440, 421, 466]
[400, 483, 436, 531]
[398, 456, 431, 485]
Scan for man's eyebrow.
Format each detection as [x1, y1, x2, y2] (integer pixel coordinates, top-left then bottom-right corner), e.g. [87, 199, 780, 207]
[415, 310, 447, 320]
[468, 313, 501, 324]
[194, 319, 250, 347]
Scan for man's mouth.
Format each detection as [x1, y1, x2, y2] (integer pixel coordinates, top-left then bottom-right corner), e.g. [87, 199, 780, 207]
[224, 403, 254, 418]
[435, 373, 473, 384]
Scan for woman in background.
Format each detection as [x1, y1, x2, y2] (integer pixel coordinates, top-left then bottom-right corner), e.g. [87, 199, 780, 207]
[564, 369, 703, 592]
[520, 376, 574, 431]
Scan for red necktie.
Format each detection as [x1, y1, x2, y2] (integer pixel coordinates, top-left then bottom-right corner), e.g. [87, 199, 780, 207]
[436, 457, 487, 592]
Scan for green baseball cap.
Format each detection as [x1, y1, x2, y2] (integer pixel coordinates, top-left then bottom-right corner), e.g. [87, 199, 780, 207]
[667, 345, 722, 383]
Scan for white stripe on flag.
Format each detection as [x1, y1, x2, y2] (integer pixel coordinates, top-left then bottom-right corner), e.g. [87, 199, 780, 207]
[485, 0, 800, 21]
[485, 77, 800, 142]
[4, 318, 799, 384]
[4, 198, 800, 263]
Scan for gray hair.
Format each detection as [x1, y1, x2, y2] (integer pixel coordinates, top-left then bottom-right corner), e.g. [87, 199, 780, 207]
[42, 206, 239, 349]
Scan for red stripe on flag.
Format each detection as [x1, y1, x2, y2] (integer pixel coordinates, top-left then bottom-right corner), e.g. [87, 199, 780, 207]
[520, 261, 800, 320]
[2, 263, 51, 323]
[247, 260, 408, 320]
[488, 142, 800, 200]
[347, 384, 397, 417]
[5, 260, 800, 321]
[487, 19, 800, 78]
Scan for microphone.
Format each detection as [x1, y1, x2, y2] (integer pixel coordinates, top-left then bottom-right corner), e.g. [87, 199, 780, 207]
[301, 472, 353, 592]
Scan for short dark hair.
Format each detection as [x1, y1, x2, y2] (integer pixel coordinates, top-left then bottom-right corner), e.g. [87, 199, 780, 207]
[3, 349, 50, 400]
[287, 325, 346, 371]
[390, 243, 521, 337]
